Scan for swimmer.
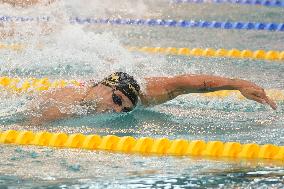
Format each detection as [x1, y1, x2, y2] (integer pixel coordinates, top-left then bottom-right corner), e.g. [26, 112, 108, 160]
[29, 72, 277, 124]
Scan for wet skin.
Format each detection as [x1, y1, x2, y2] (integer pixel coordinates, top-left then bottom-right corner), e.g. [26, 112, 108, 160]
[29, 74, 277, 125]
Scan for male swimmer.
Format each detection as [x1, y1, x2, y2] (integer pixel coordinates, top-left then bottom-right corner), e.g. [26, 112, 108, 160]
[29, 72, 277, 124]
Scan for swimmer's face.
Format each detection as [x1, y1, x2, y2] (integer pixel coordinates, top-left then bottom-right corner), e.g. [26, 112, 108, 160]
[86, 84, 134, 113]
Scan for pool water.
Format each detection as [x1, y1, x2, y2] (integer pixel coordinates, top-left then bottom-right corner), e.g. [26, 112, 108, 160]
[0, 0, 284, 188]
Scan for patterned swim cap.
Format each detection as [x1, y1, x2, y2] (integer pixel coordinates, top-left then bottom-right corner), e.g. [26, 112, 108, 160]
[100, 72, 140, 106]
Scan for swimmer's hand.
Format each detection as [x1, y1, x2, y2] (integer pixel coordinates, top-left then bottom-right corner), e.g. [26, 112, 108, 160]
[237, 81, 277, 110]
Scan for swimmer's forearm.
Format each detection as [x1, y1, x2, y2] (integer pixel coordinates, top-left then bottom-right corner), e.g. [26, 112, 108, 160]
[141, 75, 255, 106]
[176, 75, 248, 93]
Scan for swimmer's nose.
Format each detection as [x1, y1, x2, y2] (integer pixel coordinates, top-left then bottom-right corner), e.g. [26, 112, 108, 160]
[113, 106, 122, 113]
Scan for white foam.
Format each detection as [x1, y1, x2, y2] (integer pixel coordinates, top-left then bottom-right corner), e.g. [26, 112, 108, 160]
[0, 0, 176, 118]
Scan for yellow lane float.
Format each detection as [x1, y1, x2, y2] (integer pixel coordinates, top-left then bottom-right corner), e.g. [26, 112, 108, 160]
[0, 76, 283, 101]
[128, 47, 284, 62]
[0, 130, 284, 160]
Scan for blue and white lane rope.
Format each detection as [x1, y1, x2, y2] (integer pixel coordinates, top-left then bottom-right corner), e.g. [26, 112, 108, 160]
[70, 17, 284, 32]
[173, 0, 284, 8]
[1, 15, 284, 32]
[0, 15, 50, 22]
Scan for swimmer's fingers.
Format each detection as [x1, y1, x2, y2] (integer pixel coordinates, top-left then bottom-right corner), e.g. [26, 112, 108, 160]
[241, 88, 277, 110]
[253, 89, 278, 110]
[262, 93, 277, 110]
[245, 93, 266, 104]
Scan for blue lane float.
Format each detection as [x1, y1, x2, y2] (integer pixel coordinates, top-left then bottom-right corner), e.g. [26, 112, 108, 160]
[70, 17, 284, 32]
[1, 15, 283, 32]
[173, 0, 284, 7]
[0, 15, 50, 22]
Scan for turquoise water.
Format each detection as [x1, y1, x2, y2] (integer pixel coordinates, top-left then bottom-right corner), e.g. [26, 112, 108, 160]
[0, 0, 284, 188]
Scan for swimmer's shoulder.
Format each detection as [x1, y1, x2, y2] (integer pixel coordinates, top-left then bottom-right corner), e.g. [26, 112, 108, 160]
[38, 86, 86, 102]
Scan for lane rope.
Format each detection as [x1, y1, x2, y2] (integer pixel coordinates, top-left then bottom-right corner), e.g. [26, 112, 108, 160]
[128, 46, 284, 62]
[173, 0, 284, 8]
[0, 43, 23, 51]
[1, 43, 283, 62]
[0, 15, 50, 22]
[71, 17, 284, 32]
[1, 129, 284, 160]
[0, 77, 283, 101]
[1, 15, 284, 32]
[0, 77, 81, 93]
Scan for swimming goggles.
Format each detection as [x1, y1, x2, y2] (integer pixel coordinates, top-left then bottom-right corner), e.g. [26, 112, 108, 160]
[112, 90, 133, 112]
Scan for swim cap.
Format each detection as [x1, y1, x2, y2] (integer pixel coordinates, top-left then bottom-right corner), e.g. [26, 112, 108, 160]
[100, 72, 140, 106]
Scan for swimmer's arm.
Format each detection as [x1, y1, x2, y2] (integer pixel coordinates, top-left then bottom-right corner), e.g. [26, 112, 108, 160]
[139, 74, 277, 109]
